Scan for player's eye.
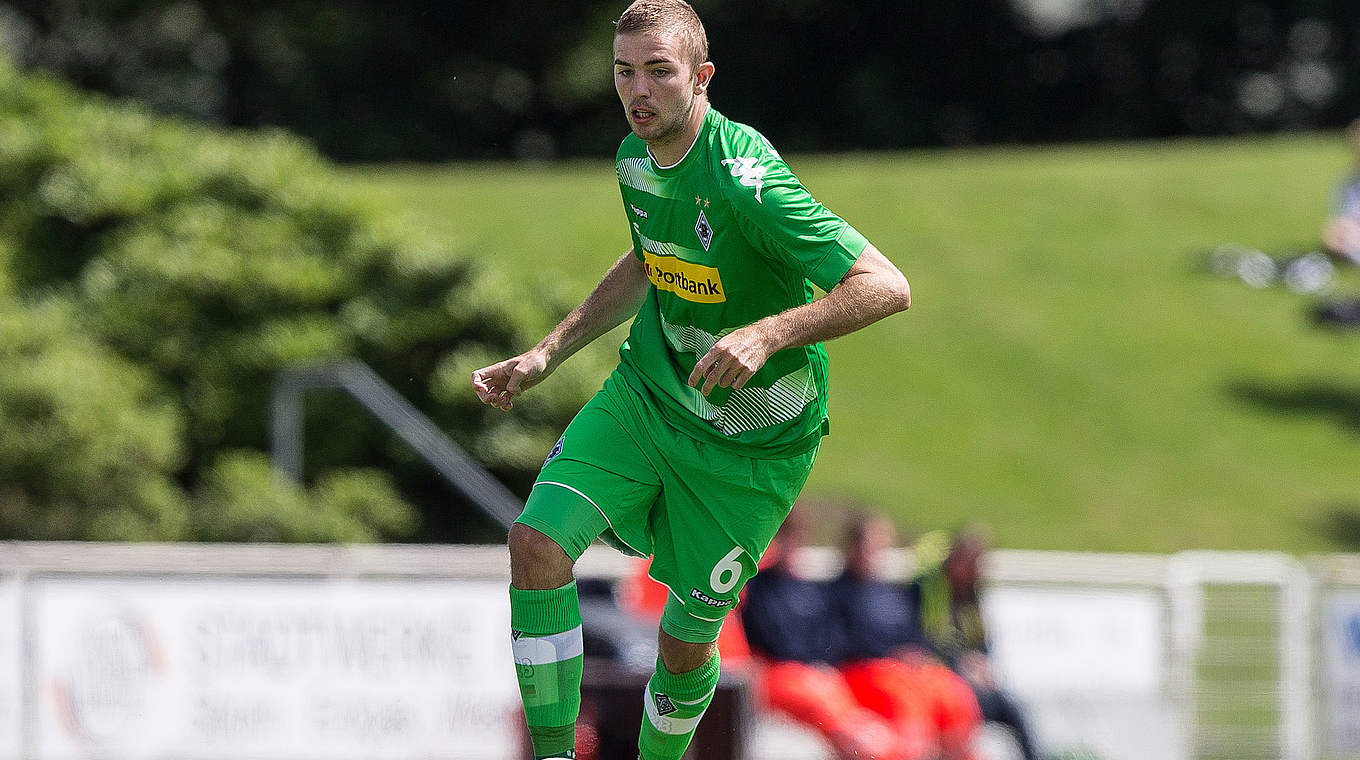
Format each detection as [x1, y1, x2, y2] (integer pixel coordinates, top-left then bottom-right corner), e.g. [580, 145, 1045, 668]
[651, 68, 668, 77]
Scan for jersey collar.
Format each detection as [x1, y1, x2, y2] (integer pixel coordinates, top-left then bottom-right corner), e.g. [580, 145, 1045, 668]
[647, 103, 712, 172]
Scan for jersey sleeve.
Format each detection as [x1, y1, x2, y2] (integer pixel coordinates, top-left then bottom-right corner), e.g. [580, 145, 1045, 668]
[721, 152, 869, 291]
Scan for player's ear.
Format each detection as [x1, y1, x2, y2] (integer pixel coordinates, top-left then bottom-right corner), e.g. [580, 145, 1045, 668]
[695, 62, 715, 94]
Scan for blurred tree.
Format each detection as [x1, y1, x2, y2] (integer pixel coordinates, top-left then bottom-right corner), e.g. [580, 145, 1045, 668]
[0, 0, 1356, 160]
[0, 295, 189, 540]
[0, 59, 606, 542]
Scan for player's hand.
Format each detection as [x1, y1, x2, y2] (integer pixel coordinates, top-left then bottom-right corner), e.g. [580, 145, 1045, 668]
[472, 350, 550, 411]
[687, 325, 775, 396]
[956, 650, 995, 689]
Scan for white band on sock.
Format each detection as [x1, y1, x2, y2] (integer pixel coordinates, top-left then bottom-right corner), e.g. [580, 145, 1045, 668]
[642, 689, 710, 736]
[511, 625, 584, 665]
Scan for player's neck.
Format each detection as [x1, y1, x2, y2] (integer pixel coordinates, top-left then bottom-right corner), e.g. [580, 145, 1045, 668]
[648, 100, 708, 168]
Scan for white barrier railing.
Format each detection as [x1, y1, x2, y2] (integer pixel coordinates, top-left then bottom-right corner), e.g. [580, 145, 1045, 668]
[1167, 552, 1315, 760]
[0, 542, 1353, 760]
[1309, 555, 1360, 760]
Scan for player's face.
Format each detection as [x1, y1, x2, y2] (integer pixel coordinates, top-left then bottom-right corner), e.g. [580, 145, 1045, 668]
[613, 31, 707, 148]
[847, 520, 894, 577]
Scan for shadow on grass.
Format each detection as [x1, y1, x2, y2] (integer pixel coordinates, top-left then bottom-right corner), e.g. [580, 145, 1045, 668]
[1228, 380, 1360, 548]
[1226, 379, 1360, 434]
[1313, 504, 1360, 551]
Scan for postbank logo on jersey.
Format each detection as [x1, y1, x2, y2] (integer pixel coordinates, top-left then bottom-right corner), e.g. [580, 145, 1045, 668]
[642, 249, 725, 303]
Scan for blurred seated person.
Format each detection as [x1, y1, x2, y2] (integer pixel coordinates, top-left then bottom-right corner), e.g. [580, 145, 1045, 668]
[738, 509, 906, 760]
[827, 515, 981, 760]
[1323, 118, 1360, 265]
[912, 529, 1038, 760]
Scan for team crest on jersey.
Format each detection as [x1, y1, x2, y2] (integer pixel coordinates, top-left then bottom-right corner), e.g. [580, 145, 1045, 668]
[721, 157, 768, 203]
[544, 436, 564, 466]
[695, 210, 713, 251]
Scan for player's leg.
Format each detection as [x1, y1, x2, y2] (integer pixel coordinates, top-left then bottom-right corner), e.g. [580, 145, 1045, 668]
[510, 523, 576, 590]
[508, 496, 603, 760]
[509, 402, 661, 760]
[636, 443, 818, 760]
[634, 499, 741, 760]
[636, 608, 724, 760]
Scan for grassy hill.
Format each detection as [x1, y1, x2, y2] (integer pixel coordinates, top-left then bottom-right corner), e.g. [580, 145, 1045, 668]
[343, 133, 1360, 553]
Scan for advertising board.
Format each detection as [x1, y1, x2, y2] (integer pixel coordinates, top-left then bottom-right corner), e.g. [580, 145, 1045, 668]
[28, 578, 518, 760]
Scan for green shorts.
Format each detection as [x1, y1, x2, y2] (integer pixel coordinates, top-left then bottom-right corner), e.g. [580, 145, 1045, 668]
[516, 371, 818, 644]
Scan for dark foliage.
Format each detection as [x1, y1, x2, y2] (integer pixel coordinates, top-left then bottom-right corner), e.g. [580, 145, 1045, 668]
[1, 1, 1355, 161]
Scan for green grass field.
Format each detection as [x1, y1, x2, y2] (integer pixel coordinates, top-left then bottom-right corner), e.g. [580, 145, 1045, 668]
[343, 133, 1360, 554]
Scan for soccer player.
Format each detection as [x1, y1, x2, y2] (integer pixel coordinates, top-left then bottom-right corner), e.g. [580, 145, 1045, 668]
[471, 1, 912, 758]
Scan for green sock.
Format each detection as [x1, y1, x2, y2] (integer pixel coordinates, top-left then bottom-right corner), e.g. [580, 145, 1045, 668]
[510, 581, 583, 760]
[638, 650, 720, 760]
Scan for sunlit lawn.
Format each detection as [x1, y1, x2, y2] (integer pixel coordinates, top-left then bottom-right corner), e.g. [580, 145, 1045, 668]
[343, 133, 1360, 553]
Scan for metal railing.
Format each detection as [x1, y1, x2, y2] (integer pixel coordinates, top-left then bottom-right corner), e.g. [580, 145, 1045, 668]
[270, 360, 523, 530]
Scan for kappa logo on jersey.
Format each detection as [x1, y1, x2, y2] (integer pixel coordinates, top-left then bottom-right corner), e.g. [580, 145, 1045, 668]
[721, 157, 768, 203]
[642, 250, 725, 303]
[689, 588, 733, 608]
[630, 202, 649, 219]
[654, 693, 678, 716]
[695, 210, 713, 251]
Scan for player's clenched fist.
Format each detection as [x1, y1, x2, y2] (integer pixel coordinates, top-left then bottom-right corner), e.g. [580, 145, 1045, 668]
[472, 350, 550, 411]
[687, 326, 776, 397]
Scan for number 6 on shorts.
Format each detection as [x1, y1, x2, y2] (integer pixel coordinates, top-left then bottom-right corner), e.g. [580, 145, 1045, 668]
[709, 546, 744, 594]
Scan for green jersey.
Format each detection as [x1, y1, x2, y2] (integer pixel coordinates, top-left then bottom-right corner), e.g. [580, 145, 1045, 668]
[614, 106, 868, 456]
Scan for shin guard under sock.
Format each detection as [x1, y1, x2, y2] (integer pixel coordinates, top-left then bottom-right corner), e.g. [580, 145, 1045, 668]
[510, 581, 583, 759]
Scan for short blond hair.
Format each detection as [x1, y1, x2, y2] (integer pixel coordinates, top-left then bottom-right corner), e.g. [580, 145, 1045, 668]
[615, 0, 709, 71]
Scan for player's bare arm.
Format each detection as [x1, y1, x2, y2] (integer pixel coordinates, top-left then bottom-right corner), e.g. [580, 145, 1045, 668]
[688, 243, 910, 395]
[472, 250, 648, 411]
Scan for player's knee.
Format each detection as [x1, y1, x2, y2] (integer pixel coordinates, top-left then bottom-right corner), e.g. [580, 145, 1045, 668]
[658, 630, 717, 674]
[509, 523, 574, 589]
